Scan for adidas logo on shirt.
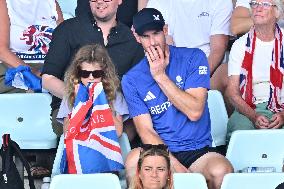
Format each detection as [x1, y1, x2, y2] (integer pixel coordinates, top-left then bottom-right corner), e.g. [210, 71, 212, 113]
[144, 91, 156, 102]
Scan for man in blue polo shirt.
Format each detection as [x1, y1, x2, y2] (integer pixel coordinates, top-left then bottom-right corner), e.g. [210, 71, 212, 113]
[122, 8, 233, 189]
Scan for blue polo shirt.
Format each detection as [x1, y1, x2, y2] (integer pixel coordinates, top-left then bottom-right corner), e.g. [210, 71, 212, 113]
[122, 46, 212, 152]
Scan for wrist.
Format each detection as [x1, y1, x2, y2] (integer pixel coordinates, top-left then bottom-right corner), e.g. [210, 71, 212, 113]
[153, 73, 168, 83]
[249, 111, 258, 123]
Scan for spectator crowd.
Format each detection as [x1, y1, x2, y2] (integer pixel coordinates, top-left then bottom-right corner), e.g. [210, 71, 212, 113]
[1, 0, 284, 189]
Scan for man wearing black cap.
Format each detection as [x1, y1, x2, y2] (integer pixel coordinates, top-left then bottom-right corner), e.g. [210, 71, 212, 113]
[122, 8, 233, 189]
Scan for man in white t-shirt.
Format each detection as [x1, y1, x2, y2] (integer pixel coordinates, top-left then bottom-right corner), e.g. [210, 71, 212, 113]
[227, 0, 284, 141]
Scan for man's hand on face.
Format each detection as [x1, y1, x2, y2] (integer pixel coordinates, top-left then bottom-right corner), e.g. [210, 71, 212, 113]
[146, 45, 169, 80]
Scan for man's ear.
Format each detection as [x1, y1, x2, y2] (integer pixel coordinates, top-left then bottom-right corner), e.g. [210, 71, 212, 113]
[163, 24, 168, 36]
[131, 26, 141, 43]
[118, 0, 123, 6]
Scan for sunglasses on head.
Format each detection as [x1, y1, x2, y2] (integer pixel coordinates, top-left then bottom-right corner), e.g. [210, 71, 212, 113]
[78, 69, 104, 78]
[141, 144, 169, 154]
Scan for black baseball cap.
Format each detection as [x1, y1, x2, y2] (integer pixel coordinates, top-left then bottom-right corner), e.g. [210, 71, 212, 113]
[276, 183, 284, 189]
[133, 8, 165, 36]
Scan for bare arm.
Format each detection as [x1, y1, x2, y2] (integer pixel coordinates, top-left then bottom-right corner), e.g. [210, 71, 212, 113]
[208, 34, 229, 76]
[156, 75, 207, 121]
[230, 6, 253, 36]
[113, 114, 123, 137]
[138, 0, 149, 11]
[55, 0, 64, 24]
[63, 117, 69, 135]
[227, 75, 269, 128]
[147, 45, 207, 121]
[42, 74, 65, 99]
[133, 113, 188, 172]
[0, 0, 26, 68]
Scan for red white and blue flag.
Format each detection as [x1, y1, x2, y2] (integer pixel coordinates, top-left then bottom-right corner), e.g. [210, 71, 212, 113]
[240, 25, 284, 112]
[61, 82, 124, 174]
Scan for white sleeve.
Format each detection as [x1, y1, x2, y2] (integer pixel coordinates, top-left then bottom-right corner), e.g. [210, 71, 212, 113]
[211, 0, 233, 36]
[146, 0, 173, 36]
[113, 92, 129, 122]
[56, 97, 71, 124]
[236, 0, 250, 9]
[228, 35, 247, 76]
[146, 0, 169, 22]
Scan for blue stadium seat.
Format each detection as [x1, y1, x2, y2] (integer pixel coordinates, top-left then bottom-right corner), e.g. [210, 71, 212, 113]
[57, 0, 77, 19]
[118, 133, 131, 188]
[0, 93, 57, 149]
[0, 93, 57, 179]
[226, 130, 284, 172]
[51, 135, 64, 177]
[118, 132, 131, 164]
[174, 173, 208, 189]
[220, 173, 284, 189]
[50, 173, 121, 189]
[207, 90, 228, 147]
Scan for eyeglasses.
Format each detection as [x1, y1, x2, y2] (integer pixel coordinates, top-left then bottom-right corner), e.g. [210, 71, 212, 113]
[141, 144, 169, 154]
[89, 0, 112, 2]
[249, 1, 277, 9]
[78, 69, 104, 78]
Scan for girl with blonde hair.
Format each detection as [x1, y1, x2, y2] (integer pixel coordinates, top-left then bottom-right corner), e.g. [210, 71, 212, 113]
[57, 44, 129, 137]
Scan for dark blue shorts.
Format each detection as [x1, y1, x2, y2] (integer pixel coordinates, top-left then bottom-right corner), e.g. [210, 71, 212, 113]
[172, 146, 220, 168]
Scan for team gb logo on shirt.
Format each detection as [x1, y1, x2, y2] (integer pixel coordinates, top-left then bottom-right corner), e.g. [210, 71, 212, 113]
[20, 25, 54, 54]
[199, 66, 208, 75]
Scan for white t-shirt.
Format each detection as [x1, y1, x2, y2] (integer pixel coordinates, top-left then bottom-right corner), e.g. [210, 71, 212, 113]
[147, 0, 232, 57]
[6, 0, 58, 64]
[235, 0, 284, 28]
[228, 30, 284, 104]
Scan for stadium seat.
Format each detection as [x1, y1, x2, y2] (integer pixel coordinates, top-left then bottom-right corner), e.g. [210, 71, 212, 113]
[207, 90, 228, 147]
[118, 132, 131, 163]
[57, 0, 77, 19]
[226, 130, 284, 172]
[174, 173, 208, 189]
[51, 135, 64, 177]
[118, 133, 131, 188]
[0, 93, 57, 179]
[220, 173, 284, 189]
[50, 173, 121, 189]
[0, 93, 57, 149]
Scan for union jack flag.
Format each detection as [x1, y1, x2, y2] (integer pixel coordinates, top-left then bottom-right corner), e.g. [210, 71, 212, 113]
[61, 82, 124, 174]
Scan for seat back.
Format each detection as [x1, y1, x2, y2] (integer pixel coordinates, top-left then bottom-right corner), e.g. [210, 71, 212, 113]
[226, 130, 284, 172]
[50, 173, 121, 189]
[118, 132, 131, 163]
[220, 173, 284, 189]
[57, 0, 77, 19]
[174, 173, 208, 189]
[0, 93, 57, 149]
[207, 90, 228, 147]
